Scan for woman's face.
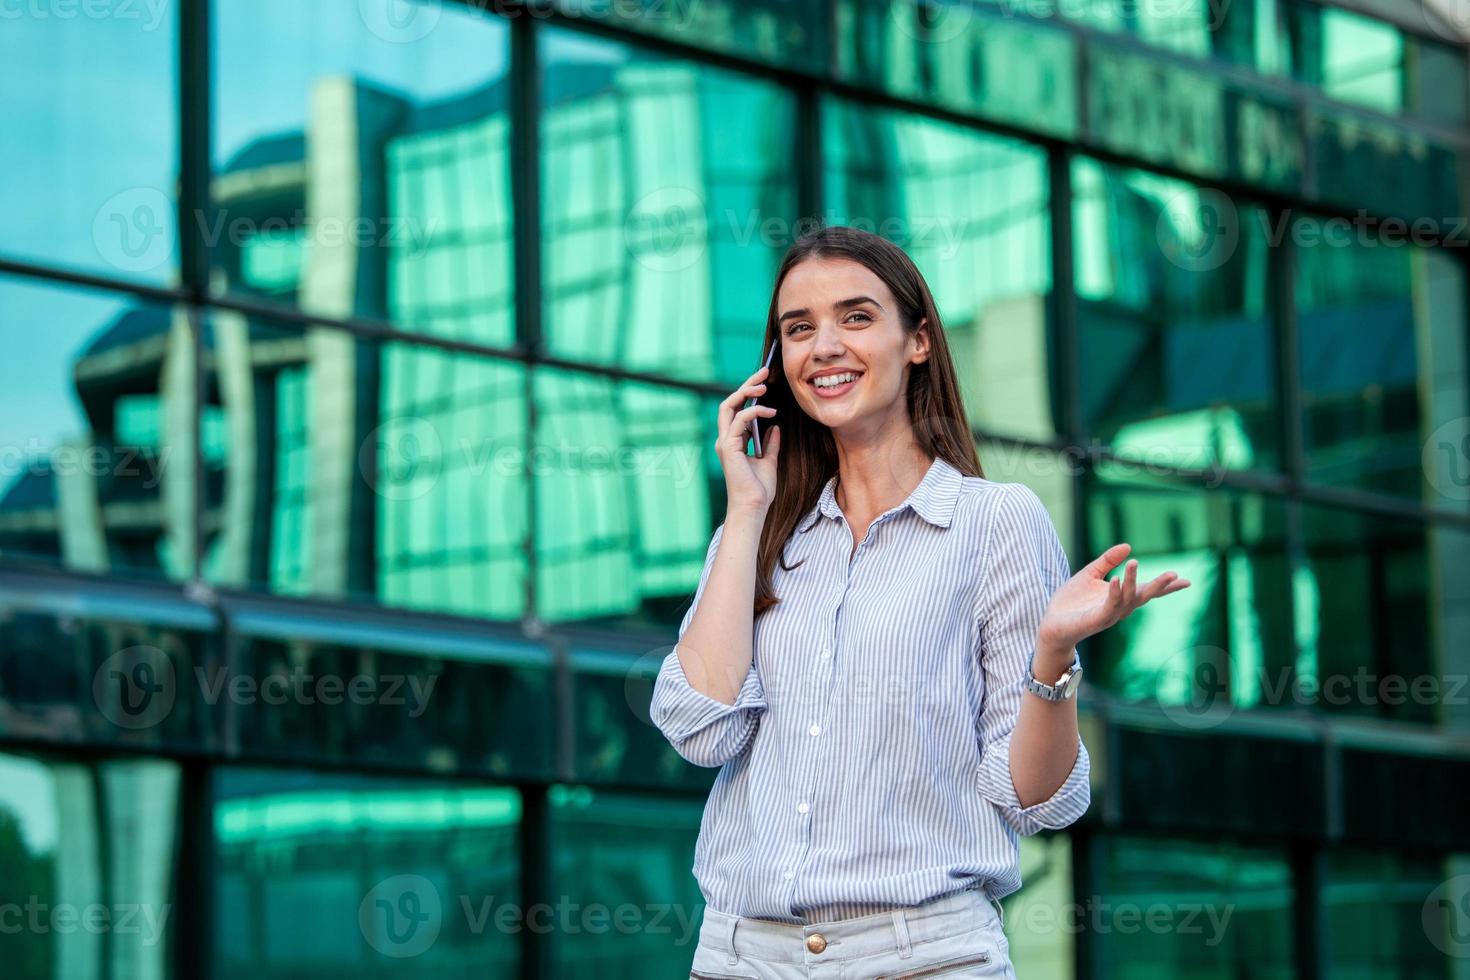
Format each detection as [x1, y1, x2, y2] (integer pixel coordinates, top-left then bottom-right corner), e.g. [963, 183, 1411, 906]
[776, 256, 929, 439]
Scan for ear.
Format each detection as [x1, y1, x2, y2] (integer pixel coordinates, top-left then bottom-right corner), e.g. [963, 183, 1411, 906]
[911, 317, 931, 364]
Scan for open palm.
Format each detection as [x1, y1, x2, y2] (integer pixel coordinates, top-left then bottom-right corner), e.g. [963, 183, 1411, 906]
[1038, 543, 1191, 653]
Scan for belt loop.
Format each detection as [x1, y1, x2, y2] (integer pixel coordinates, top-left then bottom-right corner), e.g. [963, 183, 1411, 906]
[891, 909, 913, 960]
[723, 914, 740, 966]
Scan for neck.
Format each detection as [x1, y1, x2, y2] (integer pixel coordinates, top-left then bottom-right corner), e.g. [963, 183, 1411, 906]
[832, 441, 932, 522]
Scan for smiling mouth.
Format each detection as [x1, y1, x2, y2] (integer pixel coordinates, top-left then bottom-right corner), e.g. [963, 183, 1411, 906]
[808, 372, 863, 396]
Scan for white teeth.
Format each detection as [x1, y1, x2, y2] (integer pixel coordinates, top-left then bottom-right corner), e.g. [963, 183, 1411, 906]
[813, 372, 859, 389]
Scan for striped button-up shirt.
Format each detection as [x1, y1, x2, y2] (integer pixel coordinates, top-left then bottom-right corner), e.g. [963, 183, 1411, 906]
[650, 455, 1091, 924]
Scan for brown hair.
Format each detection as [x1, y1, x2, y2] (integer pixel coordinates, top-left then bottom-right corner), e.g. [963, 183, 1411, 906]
[752, 224, 983, 619]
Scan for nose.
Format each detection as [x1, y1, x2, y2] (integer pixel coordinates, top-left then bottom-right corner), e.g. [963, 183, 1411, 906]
[811, 319, 847, 360]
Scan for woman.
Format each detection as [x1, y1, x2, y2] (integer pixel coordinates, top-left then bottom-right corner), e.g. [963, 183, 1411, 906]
[651, 226, 1189, 979]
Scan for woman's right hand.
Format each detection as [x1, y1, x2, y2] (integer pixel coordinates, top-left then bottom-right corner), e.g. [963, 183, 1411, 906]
[715, 363, 781, 515]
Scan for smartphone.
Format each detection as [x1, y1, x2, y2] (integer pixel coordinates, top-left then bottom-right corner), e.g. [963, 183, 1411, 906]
[743, 341, 778, 457]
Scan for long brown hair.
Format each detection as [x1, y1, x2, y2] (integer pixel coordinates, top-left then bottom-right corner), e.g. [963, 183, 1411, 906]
[752, 224, 983, 619]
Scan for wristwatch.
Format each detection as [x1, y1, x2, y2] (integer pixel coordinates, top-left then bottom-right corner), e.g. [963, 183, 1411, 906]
[1025, 651, 1083, 701]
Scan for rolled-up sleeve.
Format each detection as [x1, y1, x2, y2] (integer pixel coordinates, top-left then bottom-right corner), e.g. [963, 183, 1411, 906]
[650, 523, 767, 768]
[973, 483, 1091, 836]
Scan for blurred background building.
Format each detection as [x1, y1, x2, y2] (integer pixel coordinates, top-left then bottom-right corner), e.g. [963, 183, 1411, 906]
[1, 0, 1470, 977]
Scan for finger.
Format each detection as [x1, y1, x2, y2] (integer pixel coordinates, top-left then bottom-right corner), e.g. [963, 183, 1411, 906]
[754, 422, 781, 463]
[1137, 579, 1192, 604]
[1120, 559, 1138, 607]
[1135, 571, 1178, 603]
[721, 379, 770, 416]
[1104, 574, 1125, 610]
[724, 405, 777, 448]
[1085, 542, 1131, 578]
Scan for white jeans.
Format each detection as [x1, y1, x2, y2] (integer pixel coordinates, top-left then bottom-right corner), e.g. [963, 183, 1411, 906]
[688, 886, 1016, 980]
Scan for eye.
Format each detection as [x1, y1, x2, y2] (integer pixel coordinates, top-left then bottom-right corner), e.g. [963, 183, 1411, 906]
[847, 311, 872, 323]
[786, 322, 811, 335]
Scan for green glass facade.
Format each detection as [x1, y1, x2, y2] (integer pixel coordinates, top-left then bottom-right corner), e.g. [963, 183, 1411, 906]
[2, 1, 1470, 978]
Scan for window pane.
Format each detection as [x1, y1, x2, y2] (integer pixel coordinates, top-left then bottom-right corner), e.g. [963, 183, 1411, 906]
[974, 441, 1076, 560]
[832, 1, 1078, 138]
[1095, 836, 1293, 979]
[539, 27, 798, 385]
[228, 628, 554, 778]
[214, 767, 519, 978]
[1000, 834, 1076, 978]
[825, 99, 1057, 442]
[0, 10, 177, 282]
[543, 0, 825, 70]
[532, 367, 718, 625]
[549, 785, 705, 978]
[1294, 220, 1469, 509]
[1297, 505, 1467, 726]
[0, 752, 179, 980]
[211, 0, 513, 345]
[1073, 159, 1280, 473]
[0, 277, 192, 581]
[1323, 850, 1463, 976]
[201, 320, 529, 620]
[1085, 464, 1293, 713]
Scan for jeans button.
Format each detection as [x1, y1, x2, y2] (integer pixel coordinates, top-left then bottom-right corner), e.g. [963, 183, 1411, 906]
[806, 933, 827, 954]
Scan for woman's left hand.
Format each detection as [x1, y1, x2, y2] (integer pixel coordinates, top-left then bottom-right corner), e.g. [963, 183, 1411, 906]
[1037, 543, 1190, 655]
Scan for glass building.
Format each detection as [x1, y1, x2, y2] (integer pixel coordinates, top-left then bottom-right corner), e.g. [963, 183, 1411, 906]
[2, 0, 1470, 976]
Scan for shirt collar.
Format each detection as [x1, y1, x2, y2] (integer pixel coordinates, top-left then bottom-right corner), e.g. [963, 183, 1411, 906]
[797, 455, 964, 533]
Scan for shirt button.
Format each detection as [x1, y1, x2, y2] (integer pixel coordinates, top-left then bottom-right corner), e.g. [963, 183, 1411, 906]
[820, 649, 831, 660]
[808, 724, 821, 736]
[796, 801, 809, 814]
[783, 871, 795, 880]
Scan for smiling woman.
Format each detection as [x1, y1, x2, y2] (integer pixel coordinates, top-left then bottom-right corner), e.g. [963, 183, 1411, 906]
[651, 224, 1190, 979]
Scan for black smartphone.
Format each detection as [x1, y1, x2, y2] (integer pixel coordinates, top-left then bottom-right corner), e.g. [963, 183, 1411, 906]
[743, 341, 778, 457]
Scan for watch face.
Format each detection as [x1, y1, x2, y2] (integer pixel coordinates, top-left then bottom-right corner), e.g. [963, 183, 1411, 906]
[1062, 668, 1083, 698]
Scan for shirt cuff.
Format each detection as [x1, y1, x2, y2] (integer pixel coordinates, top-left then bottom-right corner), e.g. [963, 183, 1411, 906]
[650, 646, 767, 766]
[976, 732, 1091, 837]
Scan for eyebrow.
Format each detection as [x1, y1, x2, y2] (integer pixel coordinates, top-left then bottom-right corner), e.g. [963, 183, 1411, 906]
[777, 295, 884, 325]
